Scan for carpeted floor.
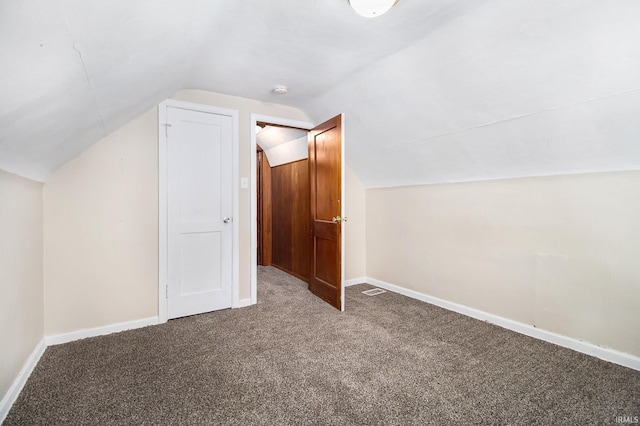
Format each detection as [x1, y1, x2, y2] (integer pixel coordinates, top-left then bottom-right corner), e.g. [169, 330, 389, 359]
[5, 266, 640, 425]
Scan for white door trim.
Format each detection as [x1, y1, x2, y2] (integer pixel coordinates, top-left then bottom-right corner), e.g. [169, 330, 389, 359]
[159, 100, 240, 323]
[339, 113, 346, 312]
[250, 114, 313, 305]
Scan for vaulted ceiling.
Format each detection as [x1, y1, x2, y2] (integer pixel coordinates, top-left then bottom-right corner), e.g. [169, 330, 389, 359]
[1, 0, 639, 185]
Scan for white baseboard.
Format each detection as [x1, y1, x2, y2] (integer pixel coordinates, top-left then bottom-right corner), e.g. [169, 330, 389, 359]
[2, 317, 159, 421]
[233, 298, 253, 309]
[45, 316, 159, 346]
[0, 339, 46, 424]
[366, 277, 640, 372]
[4, 281, 638, 424]
[344, 277, 367, 287]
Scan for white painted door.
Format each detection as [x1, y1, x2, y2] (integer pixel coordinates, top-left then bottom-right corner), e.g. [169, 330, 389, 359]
[167, 106, 233, 319]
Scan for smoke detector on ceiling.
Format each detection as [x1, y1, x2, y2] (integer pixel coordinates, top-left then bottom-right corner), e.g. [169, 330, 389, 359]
[273, 85, 288, 95]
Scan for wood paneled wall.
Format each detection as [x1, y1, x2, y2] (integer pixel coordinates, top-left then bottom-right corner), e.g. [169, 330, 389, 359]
[270, 159, 311, 281]
[257, 150, 272, 266]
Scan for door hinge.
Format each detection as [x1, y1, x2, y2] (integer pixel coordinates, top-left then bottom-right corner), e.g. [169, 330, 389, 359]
[163, 123, 172, 137]
[166, 285, 169, 299]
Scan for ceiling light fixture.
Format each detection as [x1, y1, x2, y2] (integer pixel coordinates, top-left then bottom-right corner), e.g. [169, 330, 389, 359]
[349, 0, 398, 18]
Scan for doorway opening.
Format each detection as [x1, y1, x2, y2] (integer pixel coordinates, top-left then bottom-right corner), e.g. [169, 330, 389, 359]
[250, 115, 313, 304]
[257, 122, 310, 280]
[255, 119, 312, 299]
[251, 114, 346, 311]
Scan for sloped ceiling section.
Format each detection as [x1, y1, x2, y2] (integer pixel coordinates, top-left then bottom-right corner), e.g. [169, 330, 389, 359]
[1, 0, 639, 185]
[257, 126, 308, 167]
[0, 0, 230, 180]
[303, 0, 640, 187]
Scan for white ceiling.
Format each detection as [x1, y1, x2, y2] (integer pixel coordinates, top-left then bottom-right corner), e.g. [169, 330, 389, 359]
[256, 126, 307, 152]
[257, 125, 308, 167]
[1, 0, 639, 185]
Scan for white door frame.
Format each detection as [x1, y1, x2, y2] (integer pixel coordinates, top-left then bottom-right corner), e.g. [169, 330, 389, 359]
[250, 114, 313, 304]
[159, 100, 240, 323]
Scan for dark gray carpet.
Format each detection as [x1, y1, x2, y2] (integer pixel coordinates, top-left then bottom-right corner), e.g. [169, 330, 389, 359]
[5, 266, 640, 425]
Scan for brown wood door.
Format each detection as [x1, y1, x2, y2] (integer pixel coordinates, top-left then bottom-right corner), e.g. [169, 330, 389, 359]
[308, 114, 344, 311]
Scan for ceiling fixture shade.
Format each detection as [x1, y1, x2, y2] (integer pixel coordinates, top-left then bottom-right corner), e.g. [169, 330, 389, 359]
[349, 0, 398, 18]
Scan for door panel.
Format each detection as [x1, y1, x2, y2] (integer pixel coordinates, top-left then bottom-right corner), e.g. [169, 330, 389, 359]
[179, 232, 222, 294]
[309, 114, 344, 310]
[167, 107, 233, 319]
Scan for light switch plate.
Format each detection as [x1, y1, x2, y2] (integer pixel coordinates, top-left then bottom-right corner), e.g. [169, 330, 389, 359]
[241, 177, 249, 189]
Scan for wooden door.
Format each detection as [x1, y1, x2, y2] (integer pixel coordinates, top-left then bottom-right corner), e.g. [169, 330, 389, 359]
[166, 106, 233, 319]
[308, 114, 344, 311]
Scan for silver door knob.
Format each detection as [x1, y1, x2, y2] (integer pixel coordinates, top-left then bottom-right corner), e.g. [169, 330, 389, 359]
[223, 217, 232, 223]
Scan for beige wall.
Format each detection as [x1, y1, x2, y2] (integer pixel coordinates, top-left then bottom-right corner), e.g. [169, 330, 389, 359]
[44, 109, 158, 334]
[0, 171, 44, 400]
[345, 165, 366, 281]
[43, 90, 311, 334]
[367, 171, 640, 357]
